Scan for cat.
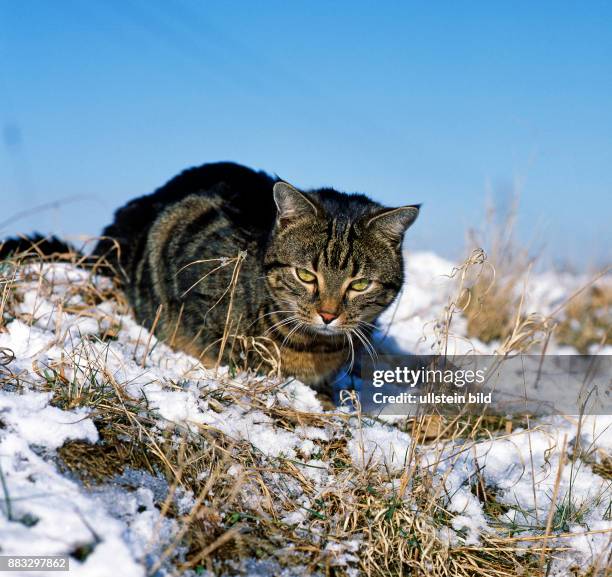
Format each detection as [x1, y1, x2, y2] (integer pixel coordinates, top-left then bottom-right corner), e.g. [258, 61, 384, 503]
[93, 162, 420, 391]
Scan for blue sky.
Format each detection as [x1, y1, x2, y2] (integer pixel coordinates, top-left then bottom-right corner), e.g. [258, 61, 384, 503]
[1, 1, 610, 267]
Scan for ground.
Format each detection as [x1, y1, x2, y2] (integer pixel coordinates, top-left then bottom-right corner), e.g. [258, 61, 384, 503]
[0, 250, 610, 576]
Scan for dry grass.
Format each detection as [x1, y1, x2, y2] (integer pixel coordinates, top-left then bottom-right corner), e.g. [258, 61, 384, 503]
[52, 383, 553, 577]
[1, 239, 610, 576]
[452, 199, 611, 355]
[460, 198, 533, 345]
[556, 284, 612, 353]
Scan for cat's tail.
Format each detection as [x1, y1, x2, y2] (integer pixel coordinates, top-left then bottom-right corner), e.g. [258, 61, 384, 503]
[0, 233, 77, 260]
[0, 233, 118, 277]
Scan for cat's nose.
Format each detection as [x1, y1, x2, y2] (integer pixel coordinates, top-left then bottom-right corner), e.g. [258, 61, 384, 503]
[318, 311, 338, 324]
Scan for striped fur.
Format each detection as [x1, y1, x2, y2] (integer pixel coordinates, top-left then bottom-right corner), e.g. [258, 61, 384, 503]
[93, 162, 419, 391]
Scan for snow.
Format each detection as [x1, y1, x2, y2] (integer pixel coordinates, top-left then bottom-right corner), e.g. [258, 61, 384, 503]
[0, 432, 145, 577]
[0, 254, 610, 575]
[347, 421, 411, 473]
[0, 320, 56, 367]
[0, 391, 98, 449]
[202, 406, 303, 458]
[448, 489, 490, 545]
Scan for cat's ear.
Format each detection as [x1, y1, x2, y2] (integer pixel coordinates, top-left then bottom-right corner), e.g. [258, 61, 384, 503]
[366, 205, 420, 240]
[273, 182, 319, 225]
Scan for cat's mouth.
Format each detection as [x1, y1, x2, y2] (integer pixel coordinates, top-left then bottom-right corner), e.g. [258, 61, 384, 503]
[310, 324, 343, 336]
[306, 314, 346, 336]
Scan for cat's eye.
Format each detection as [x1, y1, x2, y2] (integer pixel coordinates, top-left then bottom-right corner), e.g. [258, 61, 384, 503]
[349, 278, 371, 292]
[296, 268, 317, 283]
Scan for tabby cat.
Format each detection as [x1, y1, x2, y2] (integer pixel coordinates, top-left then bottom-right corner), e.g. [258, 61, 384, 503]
[93, 162, 419, 391]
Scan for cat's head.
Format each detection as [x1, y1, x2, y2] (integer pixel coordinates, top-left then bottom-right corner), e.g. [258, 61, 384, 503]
[264, 181, 419, 337]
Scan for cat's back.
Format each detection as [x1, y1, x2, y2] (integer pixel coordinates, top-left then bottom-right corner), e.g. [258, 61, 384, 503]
[94, 162, 277, 272]
[145, 162, 277, 226]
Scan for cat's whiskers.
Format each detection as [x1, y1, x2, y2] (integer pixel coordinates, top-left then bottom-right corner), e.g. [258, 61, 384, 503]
[355, 322, 379, 356]
[357, 326, 378, 361]
[280, 320, 306, 349]
[350, 326, 377, 365]
[245, 309, 295, 331]
[357, 319, 379, 330]
[343, 330, 356, 376]
[265, 315, 301, 336]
